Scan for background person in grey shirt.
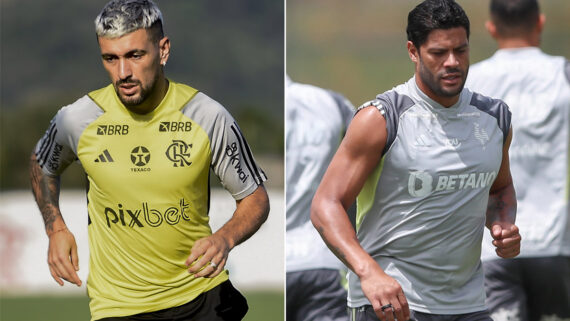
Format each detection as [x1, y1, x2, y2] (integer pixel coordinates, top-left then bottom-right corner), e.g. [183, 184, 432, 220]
[466, 0, 570, 320]
[286, 76, 354, 321]
[311, 1, 521, 321]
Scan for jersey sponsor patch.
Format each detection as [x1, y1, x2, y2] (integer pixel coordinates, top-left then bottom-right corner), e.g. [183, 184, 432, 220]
[104, 199, 190, 228]
[408, 170, 497, 197]
[97, 124, 129, 135]
[159, 121, 192, 132]
[46, 142, 64, 171]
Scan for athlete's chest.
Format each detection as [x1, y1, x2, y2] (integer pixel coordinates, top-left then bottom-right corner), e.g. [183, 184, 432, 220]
[385, 105, 503, 196]
[77, 111, 211, 187]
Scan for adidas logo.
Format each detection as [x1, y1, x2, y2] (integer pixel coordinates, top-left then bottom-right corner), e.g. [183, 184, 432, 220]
[413, 134, 431, 147]
[95, 149, 114, 163]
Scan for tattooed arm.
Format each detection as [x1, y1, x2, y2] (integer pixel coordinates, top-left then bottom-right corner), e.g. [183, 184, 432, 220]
[30, 152, 82, 286]
[486, 128, 520, 258]
[311, 106, 410, 321]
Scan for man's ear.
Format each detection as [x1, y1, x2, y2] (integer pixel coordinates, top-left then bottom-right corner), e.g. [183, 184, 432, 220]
[536, 13, 546, 34]
[159, 36, 170, 66]
[407, 41, 419, 63]
[485, 20, 499, 40]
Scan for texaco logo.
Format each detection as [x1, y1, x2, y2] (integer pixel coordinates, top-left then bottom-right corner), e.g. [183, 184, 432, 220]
[166, 140, 192, 167]
[130, 146, 151, 166]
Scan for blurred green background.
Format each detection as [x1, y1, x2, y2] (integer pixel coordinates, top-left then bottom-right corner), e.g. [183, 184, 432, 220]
[0, 292, 283, 321]
[288, 0, 570, 107]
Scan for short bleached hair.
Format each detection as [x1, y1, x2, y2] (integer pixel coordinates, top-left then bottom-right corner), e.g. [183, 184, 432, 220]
[95, 0, 164, 41]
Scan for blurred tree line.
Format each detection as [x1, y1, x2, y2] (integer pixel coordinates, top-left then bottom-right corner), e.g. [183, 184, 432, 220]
[0, 0, 284, 190]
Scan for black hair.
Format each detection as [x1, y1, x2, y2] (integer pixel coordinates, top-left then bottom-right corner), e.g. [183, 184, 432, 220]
[490, 0, 539, 36]
[406, 0, 470, 48]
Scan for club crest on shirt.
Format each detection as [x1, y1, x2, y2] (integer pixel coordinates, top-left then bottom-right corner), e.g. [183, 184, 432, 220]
[166, 140, 193, 167]
[473, 123, 490, 149]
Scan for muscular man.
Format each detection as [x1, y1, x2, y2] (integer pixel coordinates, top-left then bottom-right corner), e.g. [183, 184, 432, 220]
[30, 1, 269, 320]
[311, 1, 521, 320]
[286, 76, 354, 321]
[466, 0, 570, 320]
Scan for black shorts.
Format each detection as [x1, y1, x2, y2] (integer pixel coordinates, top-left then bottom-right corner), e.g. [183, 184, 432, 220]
[484, 256, 570, 321]
[287, 269, 348, 321]
[348, 306, 492, 321]
[97, 280, 248, 321]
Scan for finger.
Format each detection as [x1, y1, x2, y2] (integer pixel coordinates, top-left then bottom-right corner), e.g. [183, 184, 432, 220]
[71, 243, 80, 271]
[501, 224, 519, 238]
[390, 300, 404, 321]
[496, 244, 520, 258]
[48, 254, 68, 286]
[207, 257, 227, 278]
[57, 253, 82, 286]
[382, 304, 396, 321]
[398, 291, 410, 321]
[492, 233, 521, 248]
[491, 224, 503, 239]
[372, 301, 387, 321]
[185, 240, 207, 266]
[188, 251, 216, 274]
[48, 265, 64, 286]
[193, 261, 217, 278]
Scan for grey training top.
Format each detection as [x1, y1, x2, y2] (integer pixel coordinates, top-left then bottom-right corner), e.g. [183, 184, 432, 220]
[467, 47, 570, 260]
[348, 77, 511, 314]
[286, 78, 354, 272]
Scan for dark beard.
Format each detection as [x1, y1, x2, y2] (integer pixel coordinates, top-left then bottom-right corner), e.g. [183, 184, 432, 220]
[114, 75, 159, 107]
[418, 61, 467, 98]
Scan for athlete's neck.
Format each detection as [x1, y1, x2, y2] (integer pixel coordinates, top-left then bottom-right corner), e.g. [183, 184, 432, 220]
[127, 77, 169, 115]
[496, 37, 540, 49]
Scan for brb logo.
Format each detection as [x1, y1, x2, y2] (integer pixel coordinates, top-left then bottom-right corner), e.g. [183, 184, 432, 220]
[97, 124, 129, 135]
[408, 170, 497, 197]
[159, 121, 192, 132]
[104, 199, 190, 228]
[166, 140, 192, 167]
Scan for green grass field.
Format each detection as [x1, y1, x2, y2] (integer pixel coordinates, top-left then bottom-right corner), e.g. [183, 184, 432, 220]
[0, 291, 284, 321]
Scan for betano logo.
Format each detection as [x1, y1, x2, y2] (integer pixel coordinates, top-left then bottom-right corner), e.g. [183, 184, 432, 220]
[104, 199, 190, 228]
[408, 170, 497, 197]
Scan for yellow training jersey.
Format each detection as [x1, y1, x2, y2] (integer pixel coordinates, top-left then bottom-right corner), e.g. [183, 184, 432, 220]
[35, 81, 267, 320]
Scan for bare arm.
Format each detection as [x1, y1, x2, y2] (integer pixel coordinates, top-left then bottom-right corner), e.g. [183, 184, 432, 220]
[486, 128, 520, 258]
[30, 152, 81, 286]
[311, 107, 409, 321]
[186, 184, 270, 277]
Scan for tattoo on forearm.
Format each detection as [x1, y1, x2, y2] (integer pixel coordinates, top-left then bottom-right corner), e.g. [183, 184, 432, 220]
[30, 153, 62, 233]
[317, 225, 351, 267]
[487, 184, 516, 225]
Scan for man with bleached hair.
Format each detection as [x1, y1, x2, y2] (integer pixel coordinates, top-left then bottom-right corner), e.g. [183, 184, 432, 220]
[30, 0, 269, 320]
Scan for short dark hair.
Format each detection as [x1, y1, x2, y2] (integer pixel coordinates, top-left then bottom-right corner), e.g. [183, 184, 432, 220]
[406, 0, 470, 49]
[490, 0, 539, 37]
